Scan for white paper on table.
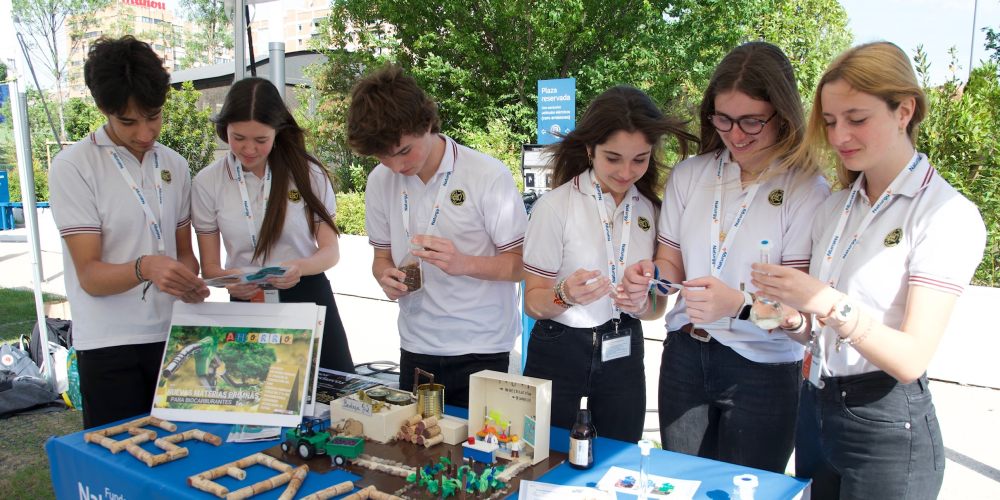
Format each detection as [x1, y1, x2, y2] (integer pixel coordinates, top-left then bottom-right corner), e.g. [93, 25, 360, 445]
[225, 424, 283, 443]
[596, 465, 701, 499]
[518, 480, 615, 500]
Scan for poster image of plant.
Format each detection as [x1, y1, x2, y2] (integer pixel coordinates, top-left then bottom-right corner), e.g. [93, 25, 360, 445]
[153, 324, 313, 416]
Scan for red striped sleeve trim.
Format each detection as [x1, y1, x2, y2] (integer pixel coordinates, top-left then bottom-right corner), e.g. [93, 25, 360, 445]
[524, 263, 557, 278]
[658, 235, 680, 250]
[909, 275, 964, 295]
[781, 259, 810, 267]
[59, 226, 101, 236]
[194, 228, 219, 235]
[497, 237, 524, 252]
[176, 217, 191, 228]
[369, 239, 392, 249]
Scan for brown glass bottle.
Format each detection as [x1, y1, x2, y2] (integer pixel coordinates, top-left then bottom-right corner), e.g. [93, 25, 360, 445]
[568, 396, 596, 469]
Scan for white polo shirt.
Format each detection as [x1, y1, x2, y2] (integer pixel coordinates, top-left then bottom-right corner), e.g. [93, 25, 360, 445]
[191, 153, 336, 268]
[523, 171, 659, 328]
[811, 155, 986, 376]
[659, 150, 830, 363]
[49, 126, 192, 351]
[365, 135, 528, 356]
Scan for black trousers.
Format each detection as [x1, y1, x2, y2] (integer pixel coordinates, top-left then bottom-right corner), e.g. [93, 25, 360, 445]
[76, 341, 165, 429]
[398, 349, 510, 409]
[232, 273, 355, 373]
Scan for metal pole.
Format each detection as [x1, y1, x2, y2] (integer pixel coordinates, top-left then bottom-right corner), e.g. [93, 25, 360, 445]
[969, 0, 979, 82]
[9, 64, 54, 388]
[269, 42, 286, 99]
[246, 4, 256, 77]
[233, 0, 246, 82]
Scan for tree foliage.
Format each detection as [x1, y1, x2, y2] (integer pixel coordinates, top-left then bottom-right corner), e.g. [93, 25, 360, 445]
[303, 0, 850, 198]
[917, 49, 1000, 286]
[159, 81, 217, 176]
[178, 0, 233, 69]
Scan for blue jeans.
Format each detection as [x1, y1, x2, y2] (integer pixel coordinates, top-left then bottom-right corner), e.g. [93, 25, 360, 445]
[796, 371, 944, 500]
[523, 315, 646, 443]
[658, 330, 800, 473]
[398, 349, 510, 409]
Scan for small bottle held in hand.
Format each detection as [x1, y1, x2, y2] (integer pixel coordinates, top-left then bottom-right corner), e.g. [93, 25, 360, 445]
[398, 244, 423, 293]
[568, 396, 596, 470]
[750, 240, 783, 330]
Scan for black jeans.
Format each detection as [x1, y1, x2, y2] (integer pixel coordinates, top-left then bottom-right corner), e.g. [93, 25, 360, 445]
[523, 315, 645, 443]
[232, 273, 355, 373]
[796, 371, 945, 500]
[77, 341, 165, 429]
[398, 349, 510, 409]
[658, 330, 800, 473]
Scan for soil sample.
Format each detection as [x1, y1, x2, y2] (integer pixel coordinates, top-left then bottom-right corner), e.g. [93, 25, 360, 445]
[400, 262, 422, 292]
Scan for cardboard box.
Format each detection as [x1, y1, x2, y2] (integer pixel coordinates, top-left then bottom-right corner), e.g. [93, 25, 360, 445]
[328, 387, 417, 444]
[437, 415, 468, 446]
[467, 370, 551, 465]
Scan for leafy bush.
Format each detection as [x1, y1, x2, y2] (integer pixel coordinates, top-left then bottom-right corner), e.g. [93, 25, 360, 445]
[159, 81, 217, 176]
[6, 161, 49, 202]
[336, 191, 366, 236]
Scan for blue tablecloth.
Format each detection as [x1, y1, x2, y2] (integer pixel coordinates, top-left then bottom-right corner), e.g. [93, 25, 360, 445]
[47, 411, 808, 499]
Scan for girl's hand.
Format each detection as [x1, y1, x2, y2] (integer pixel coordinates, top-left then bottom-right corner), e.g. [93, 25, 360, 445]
[751, 263, 840, 316]
[680, 275, 742, 324]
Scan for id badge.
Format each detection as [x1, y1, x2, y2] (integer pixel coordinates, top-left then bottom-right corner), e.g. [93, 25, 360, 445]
[803, 341, 825, 388]
[264, 289, 280, 303]
[601, 327, 631, 362]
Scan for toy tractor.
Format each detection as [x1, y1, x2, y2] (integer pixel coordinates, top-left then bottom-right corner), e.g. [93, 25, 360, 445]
[282, 418, 365, 466]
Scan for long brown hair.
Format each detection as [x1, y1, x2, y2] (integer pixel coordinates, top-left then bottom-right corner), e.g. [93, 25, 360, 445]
[549, 86, 696, 206]
[700, 42, 819, 183]
[214, 77, 337, 264]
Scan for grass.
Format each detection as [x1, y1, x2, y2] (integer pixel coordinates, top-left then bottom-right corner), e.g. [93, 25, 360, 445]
[0, 287, 81, 499]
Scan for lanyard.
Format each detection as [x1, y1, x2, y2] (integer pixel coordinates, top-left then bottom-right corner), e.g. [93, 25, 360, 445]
[232, 155, 272, 253]
[109, 147, 165, 255]
[400, 139, 455, 240]
[818, 152, 922, 287]
[710, 155, 763, 277]
[590, 169, 636, 318]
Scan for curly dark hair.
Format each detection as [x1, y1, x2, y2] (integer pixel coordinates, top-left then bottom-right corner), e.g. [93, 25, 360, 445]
[346, 64, 441, 157]
[84, 36, 169, 115]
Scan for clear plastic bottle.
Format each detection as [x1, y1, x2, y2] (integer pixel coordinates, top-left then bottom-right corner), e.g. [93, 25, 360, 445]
[638, 439, 653, 499]
[568, 396, 595, 469]
[750, 239, 783, 329]
[398, 245, 423, 293]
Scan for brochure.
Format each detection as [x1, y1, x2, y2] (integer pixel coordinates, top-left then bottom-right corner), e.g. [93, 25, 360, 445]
[151, 302, 323, 427]
[314, 368, 390, 408]
[596, 466, 701, 499]
[518, 480, 613, 499]
[225, 424, 283, 443]
[203, 266, 289, 287]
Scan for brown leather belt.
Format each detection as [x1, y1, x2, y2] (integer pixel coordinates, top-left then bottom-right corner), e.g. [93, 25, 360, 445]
[681, 323, 711, 342]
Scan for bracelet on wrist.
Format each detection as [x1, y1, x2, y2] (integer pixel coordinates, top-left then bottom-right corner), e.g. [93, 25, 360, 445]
[134, 255, 148, 283]
[838, 314, 874, 350]
[553, 278, 573, 309]
[780, 312, 808, 335]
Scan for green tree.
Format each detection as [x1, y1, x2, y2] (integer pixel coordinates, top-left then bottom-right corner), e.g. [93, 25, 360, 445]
[13, 0, 112, 140]
[986, 26, 1000, 63]
[0, 61, 7, 82]
[917, 51, 1000, 286]
[217, 341, 276, 384]
[63, 97, 103, 141]
[178, 0, 233, 69]
[159, 81, 217, 176]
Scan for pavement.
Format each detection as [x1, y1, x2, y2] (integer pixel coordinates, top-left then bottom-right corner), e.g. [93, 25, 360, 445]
[1, 209, 998, 499]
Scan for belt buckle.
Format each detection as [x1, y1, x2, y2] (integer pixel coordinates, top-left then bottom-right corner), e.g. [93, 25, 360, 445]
[689, 330, 711, 342]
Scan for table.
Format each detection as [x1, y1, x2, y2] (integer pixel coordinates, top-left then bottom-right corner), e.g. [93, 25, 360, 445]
[0, 201, 50, 230]
[47, 412, 809, 499]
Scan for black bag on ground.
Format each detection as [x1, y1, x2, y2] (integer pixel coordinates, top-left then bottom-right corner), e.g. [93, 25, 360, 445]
[30, 318, 72, 366]
[0, 343, 63, 418]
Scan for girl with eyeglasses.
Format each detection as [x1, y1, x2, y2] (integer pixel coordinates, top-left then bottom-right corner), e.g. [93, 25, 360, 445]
[621, 42, 829, 471]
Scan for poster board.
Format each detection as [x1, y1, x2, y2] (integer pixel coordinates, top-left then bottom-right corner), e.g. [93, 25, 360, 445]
[151, 302, 323, 427]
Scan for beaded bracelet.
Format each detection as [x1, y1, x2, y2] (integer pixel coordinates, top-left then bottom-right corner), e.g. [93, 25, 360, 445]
[134, 255, 147, 283]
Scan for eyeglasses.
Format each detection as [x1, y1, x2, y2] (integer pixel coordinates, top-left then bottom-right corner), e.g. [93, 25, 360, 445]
[708, 111, 778, 135]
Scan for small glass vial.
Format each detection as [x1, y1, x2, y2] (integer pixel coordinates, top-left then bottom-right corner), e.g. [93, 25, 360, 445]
[398, 245, 423, 293]
[638, 439, 653, 499]
[750, 239, 783, 329]
[568, 396, 596, 469]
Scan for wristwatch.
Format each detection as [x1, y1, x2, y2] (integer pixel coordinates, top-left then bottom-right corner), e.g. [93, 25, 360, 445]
[734, 290, 754, 320]
[818, 294, 854, 327]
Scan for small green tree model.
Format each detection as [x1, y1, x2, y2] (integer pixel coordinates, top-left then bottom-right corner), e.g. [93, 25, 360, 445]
[217, 341, 276, 384]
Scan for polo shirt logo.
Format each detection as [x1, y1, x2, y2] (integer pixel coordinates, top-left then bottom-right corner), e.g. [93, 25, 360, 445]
[768, 189, 784, 206]
[637, 216, 651, 231]
[884, 228, 902, 247]
[288, 189, 302, 202]
[450, 189, 466, 206]
[160, 170, 172, 183]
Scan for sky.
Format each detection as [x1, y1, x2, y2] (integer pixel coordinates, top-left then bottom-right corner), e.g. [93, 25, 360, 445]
[1, 0, 998, 88]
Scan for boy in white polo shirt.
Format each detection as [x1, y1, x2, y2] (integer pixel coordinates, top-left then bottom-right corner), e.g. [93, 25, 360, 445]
[49, 36, 208, 428]
[347, 65, 528, 407]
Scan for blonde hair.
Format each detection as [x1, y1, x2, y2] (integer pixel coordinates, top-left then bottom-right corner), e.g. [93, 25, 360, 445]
[792, 41, 927, 189]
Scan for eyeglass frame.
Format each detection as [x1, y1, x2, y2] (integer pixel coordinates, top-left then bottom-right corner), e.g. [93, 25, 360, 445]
[707, 111, 778, 135]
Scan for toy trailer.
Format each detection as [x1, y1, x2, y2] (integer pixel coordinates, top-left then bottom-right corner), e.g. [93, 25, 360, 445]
[324, 436, 365, 466]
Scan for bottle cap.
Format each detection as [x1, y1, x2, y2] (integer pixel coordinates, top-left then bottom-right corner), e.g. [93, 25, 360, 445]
[733, 474, 759, 488]
[759, 239, 771, 248]
[580, 396, 588, 410]
[638, 439, 653, 456]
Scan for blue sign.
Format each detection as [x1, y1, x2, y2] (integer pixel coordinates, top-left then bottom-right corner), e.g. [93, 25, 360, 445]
[0, 84, 8, 124]
[537, 78, 575, 144]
